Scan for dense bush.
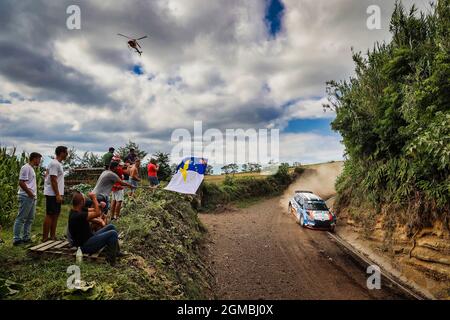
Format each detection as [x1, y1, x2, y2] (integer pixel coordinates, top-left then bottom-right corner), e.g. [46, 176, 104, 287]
[326, 1, 449, 232]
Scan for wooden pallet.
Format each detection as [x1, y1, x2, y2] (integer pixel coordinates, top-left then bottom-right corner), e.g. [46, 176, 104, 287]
[28, 240, 105, 261]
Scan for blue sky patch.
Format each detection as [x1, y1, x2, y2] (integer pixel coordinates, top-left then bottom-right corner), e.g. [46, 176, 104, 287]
[265, 0, 285, 37]
[131, 64, 144, 75]
[283, 118, 337, 136]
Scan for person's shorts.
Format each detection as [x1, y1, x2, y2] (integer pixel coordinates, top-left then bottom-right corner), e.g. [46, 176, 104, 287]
[111, 189, 124, 202]
[129, 179, 138, 190]
[45, 195, 61, 216]
[148, 176, 160, 186]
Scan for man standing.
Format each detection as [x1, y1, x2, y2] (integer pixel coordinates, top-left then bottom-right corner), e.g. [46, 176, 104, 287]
[92, 161, 133, 209]
[147, 158, 160, 187]
[110, 160, 128, 221]
[102, 147, 115, 170]
[129, 159, 141, 196]
[124, 148, 137, 165]
[13, 152, 42, 246]
[43, 146, 68, 242]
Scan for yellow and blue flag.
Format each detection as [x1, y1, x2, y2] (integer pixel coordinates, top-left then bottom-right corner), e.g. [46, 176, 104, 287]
[165, 157, 208, 194]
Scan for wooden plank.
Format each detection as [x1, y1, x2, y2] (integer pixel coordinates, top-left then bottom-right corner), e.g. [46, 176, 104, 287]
[29, 240, 53, 251]
[36, 240, 64, 252]
[53, 241, 70, 249]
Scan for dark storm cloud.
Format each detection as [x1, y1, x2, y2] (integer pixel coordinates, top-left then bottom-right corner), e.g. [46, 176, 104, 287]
[0, 42, 117, 106]
[0, 117, 95, 143]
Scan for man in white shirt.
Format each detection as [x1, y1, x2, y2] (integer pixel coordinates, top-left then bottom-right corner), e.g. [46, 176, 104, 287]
[42, 146, 68, 242]
[13, 152, 42, 246]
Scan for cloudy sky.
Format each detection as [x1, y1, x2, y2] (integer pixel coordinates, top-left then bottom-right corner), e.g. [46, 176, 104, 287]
[0, 0, 432, 167]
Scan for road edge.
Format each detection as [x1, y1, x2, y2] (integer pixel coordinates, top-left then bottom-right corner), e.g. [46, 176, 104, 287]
[327, 231, 428, 300]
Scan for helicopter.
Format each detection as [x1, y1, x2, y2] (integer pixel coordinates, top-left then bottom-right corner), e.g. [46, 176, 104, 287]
[117, 33, 148, 56]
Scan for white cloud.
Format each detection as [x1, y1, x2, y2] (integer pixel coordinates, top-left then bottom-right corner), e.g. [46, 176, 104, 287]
[0, 0, 434, 163]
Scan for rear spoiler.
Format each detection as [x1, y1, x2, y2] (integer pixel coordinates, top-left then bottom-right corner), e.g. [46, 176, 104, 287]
[295, 190, 313, 194]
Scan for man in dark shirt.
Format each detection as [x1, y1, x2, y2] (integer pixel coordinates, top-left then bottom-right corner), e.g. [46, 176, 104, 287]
[124, 148, 137, 165]
[68, 192, 120, 265]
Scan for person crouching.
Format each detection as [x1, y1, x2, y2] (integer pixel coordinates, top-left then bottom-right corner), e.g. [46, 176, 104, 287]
[68, 191, 120, 265]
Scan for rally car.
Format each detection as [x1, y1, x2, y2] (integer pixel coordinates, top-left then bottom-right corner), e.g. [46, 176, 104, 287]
[288, 190, 336, 232]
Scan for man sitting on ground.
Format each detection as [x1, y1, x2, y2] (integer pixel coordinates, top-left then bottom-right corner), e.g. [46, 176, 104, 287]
[68, 192, 121, 265]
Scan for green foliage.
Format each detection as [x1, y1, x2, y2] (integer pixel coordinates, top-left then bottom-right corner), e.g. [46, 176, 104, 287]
[79, 152, 103, 168]
[221, 163, 239, 175]
[200, 163, 296, 211]
[152, 151, 172, 181]
[241, 163, 262, 173]
[0, 147, 44, 226]
[117, 188, 211, 298]
[326, 0, 450, 231]
[117, 140, 148, 160]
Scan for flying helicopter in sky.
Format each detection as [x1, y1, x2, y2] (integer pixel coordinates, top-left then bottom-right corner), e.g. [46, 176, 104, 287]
[117, 33, 148, 56]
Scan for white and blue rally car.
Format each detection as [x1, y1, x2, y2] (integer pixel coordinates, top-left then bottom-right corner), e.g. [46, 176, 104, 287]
[288, 190, 336, 232]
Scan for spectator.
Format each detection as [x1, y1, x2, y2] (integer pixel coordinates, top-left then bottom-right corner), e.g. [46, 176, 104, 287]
[102, 147, 115, 170]
[92, 161, 133, 209]
[110, 160, 128, 221]
[13, 152, 42, 245]
[129, 159, 141, 196]
[124, 148, 137, 165]
[68, 192, 121, 265]
[43, 146, 68, 242]
[147, 158, 160, 187]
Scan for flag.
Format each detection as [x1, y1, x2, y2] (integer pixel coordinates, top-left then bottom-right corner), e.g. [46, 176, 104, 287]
[165, 157, 208, 194]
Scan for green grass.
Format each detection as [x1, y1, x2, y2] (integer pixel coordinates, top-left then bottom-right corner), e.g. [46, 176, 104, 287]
[0, 189, 213, 300]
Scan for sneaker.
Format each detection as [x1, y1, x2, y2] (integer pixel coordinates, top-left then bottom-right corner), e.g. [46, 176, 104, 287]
[117, 251, 130, 258]
[13, 240, 23, 246]
[22, 239, 33, 244]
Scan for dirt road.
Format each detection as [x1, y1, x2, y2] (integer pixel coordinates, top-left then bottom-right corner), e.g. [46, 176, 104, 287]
[200, 162, 409, 300]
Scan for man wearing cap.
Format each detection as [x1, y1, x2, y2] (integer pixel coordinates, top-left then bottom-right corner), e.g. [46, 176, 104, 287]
[102, 147, 115, 170]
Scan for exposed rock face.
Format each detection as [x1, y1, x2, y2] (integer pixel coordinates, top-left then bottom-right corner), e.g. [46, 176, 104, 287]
[337, 207, 450, 299]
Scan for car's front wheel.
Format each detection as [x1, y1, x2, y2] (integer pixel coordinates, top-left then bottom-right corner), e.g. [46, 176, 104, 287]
[299, 214, 305, 227]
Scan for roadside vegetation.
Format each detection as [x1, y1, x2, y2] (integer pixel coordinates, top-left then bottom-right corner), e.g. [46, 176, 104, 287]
[0, 144, 300, 299]
[199, 163, 300, 211]
[326, 0, 449, 235]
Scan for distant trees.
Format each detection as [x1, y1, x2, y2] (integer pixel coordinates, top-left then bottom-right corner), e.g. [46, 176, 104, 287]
[221, 163, 239, 175]
[241, 163, 262, 173]
[205, 165, 214, 175]
[152, 151, 172, 181]
[117, 140, 148, 161]
[79, 152, 103, 168]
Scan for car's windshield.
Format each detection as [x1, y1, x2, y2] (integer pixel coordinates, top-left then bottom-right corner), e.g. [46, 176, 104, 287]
[306, 201, 328, 211]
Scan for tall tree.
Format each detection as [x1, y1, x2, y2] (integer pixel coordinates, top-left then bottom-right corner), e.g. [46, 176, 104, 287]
[117, 140, 147, 161]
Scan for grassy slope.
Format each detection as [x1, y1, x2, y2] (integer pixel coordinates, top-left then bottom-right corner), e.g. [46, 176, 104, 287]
[0, 189, 212, 300]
